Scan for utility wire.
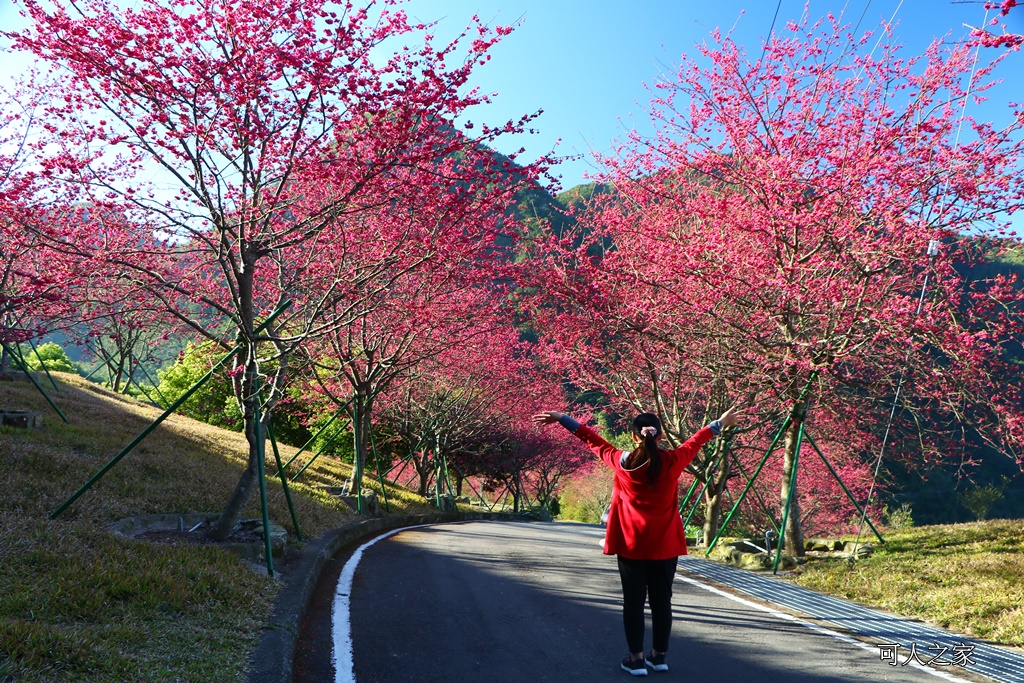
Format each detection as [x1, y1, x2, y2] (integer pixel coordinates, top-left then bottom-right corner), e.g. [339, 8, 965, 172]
[757, 0, 785, 68]
[849, 3, 992, 565]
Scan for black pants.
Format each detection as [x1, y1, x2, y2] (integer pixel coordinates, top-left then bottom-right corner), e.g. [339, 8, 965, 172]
[616, 556, 679, 655]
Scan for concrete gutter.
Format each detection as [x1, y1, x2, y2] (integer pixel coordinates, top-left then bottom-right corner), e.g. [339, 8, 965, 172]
[245, 510, 519, 683]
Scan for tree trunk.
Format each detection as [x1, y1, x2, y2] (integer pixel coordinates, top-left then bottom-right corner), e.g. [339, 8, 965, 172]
[780, 406, 806, 557]
[413, 450, 430, 496]
[209, 326, 262, 541]
[351, 390, 373, 511]
[701, 455, 730, 544]
[208, 387, 262, 541]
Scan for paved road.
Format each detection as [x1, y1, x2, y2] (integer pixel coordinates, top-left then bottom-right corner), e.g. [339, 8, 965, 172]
[294, 520, 987, 682]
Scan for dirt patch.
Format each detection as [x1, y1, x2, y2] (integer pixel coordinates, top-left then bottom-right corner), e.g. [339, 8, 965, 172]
[135, 519, 268, 546]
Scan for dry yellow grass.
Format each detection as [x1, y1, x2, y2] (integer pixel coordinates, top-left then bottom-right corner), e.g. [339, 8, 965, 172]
[787, 520, 1024, 650]
[0, 372, 436, 682]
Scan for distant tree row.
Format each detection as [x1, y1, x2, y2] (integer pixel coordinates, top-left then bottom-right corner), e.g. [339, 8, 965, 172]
[4, 0, 1023, 549]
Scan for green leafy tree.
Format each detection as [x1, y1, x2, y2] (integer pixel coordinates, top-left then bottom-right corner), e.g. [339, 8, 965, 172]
[156, 342, 242, 431]
[20, 342, 79, 374]
[155, 342, 316, 446]
[958, 478, 1010, 521]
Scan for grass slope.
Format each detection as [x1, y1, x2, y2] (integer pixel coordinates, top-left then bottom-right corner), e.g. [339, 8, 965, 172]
[788, 521, 1024, 650]
[0, 373, 435, 683]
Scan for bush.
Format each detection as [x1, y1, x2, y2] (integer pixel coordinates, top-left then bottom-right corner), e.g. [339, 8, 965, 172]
[19, 342, 79, 374]
[883, 502, 915, 530]
[155, 342, 243, 431]
[958, 479, 1009, 521]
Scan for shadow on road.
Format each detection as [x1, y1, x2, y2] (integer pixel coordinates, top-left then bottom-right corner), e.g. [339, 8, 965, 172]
[294, 521, 949, 683]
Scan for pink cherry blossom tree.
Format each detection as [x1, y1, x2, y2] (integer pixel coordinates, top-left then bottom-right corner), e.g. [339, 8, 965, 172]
[522, 13, 1024, 552]
[971, 1, 1023, 48]
[7, 0, 543, 538]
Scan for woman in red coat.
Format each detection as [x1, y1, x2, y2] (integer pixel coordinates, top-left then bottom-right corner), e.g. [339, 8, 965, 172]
[533, 407, 739, 677]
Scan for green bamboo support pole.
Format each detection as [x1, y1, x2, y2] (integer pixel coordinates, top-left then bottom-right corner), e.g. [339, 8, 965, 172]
[704, 373, 818, 556]
[89, 344, 121, 390]
[384, 450, 415, 489]
[693, 442, 782, 540]
[680, 438, 730, 527]
[135, 361, 172, 406]
[432, 446, 452, 509]
[289, 420, 350, 482]
[433, 447, 445, 511]
[274, 403, 350, 477]
[448, 460, 494, 511]
[352, 402, 364, 514]
[27, 339, 60, 392]
[267, 421, 302, 542]
[804, 430, 885, 544]
[82, 361, 105, 382]
[121, 370, 163, 405]
[49, 301, 290, 519]
[679, 478, 701, 519]
[725, 444, 782, 534]
[384, 437, 425, 480]
[252, 386, 274, 577]
[1, 341, 69, 424]
[369, 428, 390, 513]
[773, 420, 805, 574]
[96, 349, 114, 386]
[490, 481, 509, 511]
[705, 414, 791, 556]
[441, 453, 453, 498]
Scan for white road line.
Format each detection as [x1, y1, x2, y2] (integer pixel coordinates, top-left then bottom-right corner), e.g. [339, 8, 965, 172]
[335, 524, 968, 682]
[331, 524, 435, 683]
[676, 574, 975, 683]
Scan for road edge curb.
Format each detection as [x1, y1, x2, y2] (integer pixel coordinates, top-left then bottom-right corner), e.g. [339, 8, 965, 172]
[245, 511, 519, 683]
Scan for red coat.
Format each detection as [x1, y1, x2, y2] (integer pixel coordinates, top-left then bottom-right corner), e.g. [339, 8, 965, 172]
[573, 424, 714, 560]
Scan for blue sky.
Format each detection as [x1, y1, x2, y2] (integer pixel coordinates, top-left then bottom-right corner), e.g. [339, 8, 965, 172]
[398, 0, 1024, 189]
[3, 0, 1022, 193]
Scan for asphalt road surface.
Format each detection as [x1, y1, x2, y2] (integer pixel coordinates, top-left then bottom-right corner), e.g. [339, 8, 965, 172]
[294, 520, 979, 683]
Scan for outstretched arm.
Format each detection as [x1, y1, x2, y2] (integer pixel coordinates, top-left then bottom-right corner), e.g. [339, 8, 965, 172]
[532, 411, 580, 433]
[532, 410, 620, 467]
[670, 406, 745, 469]
[706, 406, 742, 436]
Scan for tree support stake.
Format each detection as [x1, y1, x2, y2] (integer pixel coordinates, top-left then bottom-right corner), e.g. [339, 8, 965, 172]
[49, 301, 290, 519]
[289, 419, 351, 482]
[773, 420, 804, 574]
[274, 402, 350, 477]
[705, 372, 818, 557]
[803, 430, 884, 545]
[27, 339, 61, 392]
[369, 428, 390, 513]
[267, 421, 302, 542]
[1, 341, 69, 424]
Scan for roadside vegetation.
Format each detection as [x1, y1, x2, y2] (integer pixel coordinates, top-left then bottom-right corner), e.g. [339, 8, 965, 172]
[789, 521, 1024, 650]
[0, 373, 436, 683]
[3, 372, 1023, 682]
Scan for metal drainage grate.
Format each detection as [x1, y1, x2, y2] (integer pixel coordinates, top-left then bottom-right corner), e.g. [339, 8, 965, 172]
[678, 556, 1024, 683]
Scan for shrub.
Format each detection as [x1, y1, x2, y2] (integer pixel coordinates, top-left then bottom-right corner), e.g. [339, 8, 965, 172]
[883, 502, 915, 530]
[19, 342, 79, 375]
[959, 479, 1009, 521]
[155, 342, 243, 431]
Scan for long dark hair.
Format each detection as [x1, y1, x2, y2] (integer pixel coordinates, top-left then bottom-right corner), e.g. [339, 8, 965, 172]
[632, 412, 663, 484]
